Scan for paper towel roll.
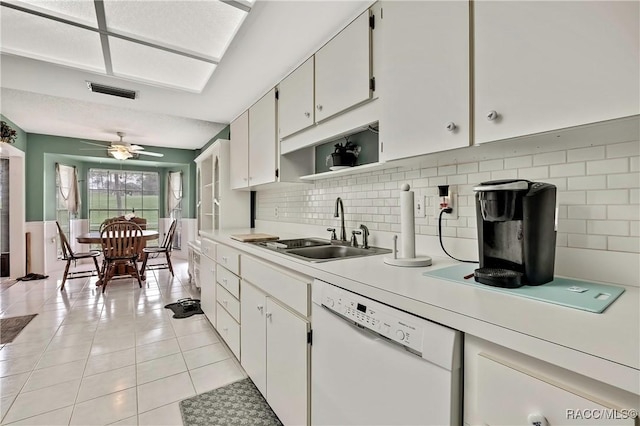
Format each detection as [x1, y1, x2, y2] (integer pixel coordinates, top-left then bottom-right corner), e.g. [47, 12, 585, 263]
[400, 184, 415, 258]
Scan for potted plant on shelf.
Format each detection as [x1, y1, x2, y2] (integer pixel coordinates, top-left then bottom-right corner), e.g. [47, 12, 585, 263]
[327, 138, 361, 169]
[0, 121, 17, 144]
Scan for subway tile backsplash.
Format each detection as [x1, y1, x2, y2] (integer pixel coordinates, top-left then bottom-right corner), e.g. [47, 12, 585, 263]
[257, 119, 640, 254]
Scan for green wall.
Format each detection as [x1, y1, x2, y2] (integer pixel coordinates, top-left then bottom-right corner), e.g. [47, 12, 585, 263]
[26, 134, 198, 222]
[0, 114, 27, 152]
[198, 125, 230, 154]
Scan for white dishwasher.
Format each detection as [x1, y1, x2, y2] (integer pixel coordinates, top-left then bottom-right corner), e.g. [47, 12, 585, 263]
[312, 279, 462, 426]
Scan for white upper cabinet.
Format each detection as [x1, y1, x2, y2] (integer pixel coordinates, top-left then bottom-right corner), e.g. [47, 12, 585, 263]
[230, 111, 249, 190]
[378, 1, 470, 162]
[315, 10, 373, 123]
[278, 57, 315, 139]
[248, 88, 278, 187]
[474, 1, 640, 144]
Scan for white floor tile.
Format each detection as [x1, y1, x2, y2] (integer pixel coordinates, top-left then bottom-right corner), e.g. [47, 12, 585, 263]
[0, 341, 48, 361]
[36, 343, 91, 369]
[138, 401, 183, 426]
[0, 372, 30, 397]
[136, 372, 195, 414]
[183, 343, 230, 370]
[170, 318, 212, 337]
[23, 359, 86, 392]
[0, 354, 41, 378]
[90, 336, 136, 356]
[188, 359, 246, 395]
[1, 394, 17, 423]
[135, 326, 176, 347]
[77, 365, 137, 403]
[176, 330, 220, 352]
[84, 348, 136, 377]
[136, 338, 181, 364]
[108, 414, 139, 425]
[4, 405, 73, 425]
[137, 353, 187, 385]
[70, 387, 138, 426]
[3, 379, 81, 424]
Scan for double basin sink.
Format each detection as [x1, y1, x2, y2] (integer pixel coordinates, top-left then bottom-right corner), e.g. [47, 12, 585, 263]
[252, 238, 391, 263]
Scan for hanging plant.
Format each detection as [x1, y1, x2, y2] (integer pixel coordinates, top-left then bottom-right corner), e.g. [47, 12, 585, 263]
[0, 121, 17, 144]
[326, 137, 361, 168]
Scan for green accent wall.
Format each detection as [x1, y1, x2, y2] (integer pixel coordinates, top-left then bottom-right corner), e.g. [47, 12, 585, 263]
[0, 114, 27, 152]
[198, 125, 230, 154]
[26, 134, 198, 222]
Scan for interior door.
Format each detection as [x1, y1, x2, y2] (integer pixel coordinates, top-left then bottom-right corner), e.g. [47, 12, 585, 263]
[240, 281, 267, 396]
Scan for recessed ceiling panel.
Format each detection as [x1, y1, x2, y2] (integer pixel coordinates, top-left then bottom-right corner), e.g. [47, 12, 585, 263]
[109, 37, 216, 92]
[4, 0, 98, 26]
[0, 7, 104, 71]
[103, 0, 247, 60]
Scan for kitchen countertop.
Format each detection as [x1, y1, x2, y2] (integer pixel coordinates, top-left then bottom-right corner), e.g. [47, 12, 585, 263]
[200, 228, 640, 395]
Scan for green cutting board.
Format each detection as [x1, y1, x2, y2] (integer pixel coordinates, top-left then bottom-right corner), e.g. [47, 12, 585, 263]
[423, 264, 625, 314]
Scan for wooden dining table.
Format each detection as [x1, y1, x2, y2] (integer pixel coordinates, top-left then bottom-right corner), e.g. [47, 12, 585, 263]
[76, 230, 159, 283]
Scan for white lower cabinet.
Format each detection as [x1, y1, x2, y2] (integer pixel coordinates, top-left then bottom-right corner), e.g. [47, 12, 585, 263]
[199, 254, 216, 325]
[216, 303, 240, 359]
[241, 280, 310, 426]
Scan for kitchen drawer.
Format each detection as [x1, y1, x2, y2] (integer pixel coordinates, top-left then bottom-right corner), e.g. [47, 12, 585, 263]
[242, 255, 310, 317]
[217, 267, 240, 299]
[216, 245, 240, 275]
[201, 238, 217, 260]
[216, 304, 240, 359]
[217, 283, 240, 322]
[477, 353, 634, 425]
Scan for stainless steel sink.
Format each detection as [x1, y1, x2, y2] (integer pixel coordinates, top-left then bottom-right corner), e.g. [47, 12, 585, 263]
[253, 238, 391, 262]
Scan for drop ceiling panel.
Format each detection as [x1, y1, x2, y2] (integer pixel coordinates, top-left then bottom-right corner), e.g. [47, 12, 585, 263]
[0, 7, 105, 71]
[4, 0, 98, 26]
[109, 36, 216, 92]
[103, 0, 247, 60]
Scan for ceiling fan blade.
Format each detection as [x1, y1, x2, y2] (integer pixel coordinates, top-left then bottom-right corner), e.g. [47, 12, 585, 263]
[137, 151, 164, 157]
[129, 145, 144, 151]
[80, 141, 109, 148]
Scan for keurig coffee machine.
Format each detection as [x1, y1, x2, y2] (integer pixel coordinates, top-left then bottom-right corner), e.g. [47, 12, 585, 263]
[473, 179, 557, 288]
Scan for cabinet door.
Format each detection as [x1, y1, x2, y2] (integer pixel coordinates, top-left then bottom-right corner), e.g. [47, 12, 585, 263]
[266, 298, 309, 426]
[278, 57, 315, 139]
[199, 255, 216, 325]
[315, 10, 372, 122]
[474, 1, 640, 144]
[379, 1, 469, 161]
[230, 111, 249, 190]
[248, 89, 278, 186]
[240, 281, 267, 397]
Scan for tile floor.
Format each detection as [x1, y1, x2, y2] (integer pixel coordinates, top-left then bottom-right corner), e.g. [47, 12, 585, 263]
[0, 260, 246, 425]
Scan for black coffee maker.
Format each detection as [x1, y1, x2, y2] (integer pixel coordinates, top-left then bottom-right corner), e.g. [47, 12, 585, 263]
[473, 179, 557, 288]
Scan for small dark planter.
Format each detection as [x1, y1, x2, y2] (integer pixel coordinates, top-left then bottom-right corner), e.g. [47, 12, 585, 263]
[331, 152, 357, 167]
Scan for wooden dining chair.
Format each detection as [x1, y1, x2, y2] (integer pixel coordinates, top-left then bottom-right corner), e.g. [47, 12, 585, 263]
[140, 219, 177, 279]
[100, 221, 144, 293]
[56, 221, 102, 291]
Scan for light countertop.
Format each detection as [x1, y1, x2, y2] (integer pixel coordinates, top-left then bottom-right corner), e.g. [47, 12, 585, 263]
[200, 228, 640, 395]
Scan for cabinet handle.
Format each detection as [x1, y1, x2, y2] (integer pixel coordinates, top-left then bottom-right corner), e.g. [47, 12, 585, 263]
[223, 299, 228, 306]
[243, 177, 248, 181]
[223, 327, 228, 332]
[446, 122, 457, 132]
[316, 105, 323, 111]
[266, 312, 272, 320]
[304, 112, 310, 118]
[487, 110, 499, 121]
[257, 305, 264, 313]
[222, 256, 228, 262]
[222, 278, 228, 284]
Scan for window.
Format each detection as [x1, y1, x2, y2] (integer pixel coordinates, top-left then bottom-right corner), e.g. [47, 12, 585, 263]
[88, 169, 160, 232]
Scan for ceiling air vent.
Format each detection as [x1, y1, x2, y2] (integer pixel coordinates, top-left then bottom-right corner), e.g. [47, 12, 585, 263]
[86, 82, 137, 100]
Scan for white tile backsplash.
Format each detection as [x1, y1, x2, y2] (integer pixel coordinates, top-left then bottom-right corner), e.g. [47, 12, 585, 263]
[257, 118, 639, 254]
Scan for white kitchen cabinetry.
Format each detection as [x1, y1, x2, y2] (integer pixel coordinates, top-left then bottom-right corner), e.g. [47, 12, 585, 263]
[474, 1, 640, 144]
[199, 239, 216, 324]
[278, 57, 315, 139]
[187, 240, 201, 287]
[315, 10, 373, 123]
[249, 89, 278, 187]
[240, 256, 311, 426]
[215, 245, 242, 358]
[378, 1, 470, 161]
[465, 336, 638, 426]
[230, 111, 249, 190]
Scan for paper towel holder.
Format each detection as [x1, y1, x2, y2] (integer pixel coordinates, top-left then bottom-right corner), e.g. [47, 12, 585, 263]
[384, 183, 432, 267]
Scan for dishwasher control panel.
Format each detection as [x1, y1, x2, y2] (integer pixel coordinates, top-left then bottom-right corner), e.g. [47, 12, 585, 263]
[321, 283, 425, 355]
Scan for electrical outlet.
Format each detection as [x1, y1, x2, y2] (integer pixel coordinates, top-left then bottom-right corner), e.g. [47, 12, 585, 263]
[274, 206, 279, 218]
[434, 192, 458, 220]
[415, 195, 427, 218]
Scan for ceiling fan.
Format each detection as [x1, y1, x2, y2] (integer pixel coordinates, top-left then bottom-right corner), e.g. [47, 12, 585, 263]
[107, 132, 164, 160]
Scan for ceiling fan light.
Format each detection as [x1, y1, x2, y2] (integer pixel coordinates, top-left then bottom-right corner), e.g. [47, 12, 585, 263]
[110, 150, 133, 160]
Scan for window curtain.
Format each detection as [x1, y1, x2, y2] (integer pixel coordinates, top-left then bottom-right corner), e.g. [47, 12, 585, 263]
[56, 163, 80, 215]
[167, 171, 183, 214]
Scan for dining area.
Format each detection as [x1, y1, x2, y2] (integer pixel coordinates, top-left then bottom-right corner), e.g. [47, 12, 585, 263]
[57, 216, 177, 293]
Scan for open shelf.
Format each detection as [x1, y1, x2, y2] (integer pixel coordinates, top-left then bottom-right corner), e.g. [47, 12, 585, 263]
[299, 162, 385, 181]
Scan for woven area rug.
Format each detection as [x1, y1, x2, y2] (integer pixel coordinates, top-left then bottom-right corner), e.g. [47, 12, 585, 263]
[180, 378, 283, 426]
[0, 314, 37, 344]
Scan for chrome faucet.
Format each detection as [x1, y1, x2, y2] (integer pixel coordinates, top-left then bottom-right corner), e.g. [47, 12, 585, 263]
[334, 197, 347, 241]
[359, 224, 370, 249]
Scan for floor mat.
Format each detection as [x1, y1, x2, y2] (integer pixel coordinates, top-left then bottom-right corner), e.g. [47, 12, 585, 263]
[164, 298, 204, 318]
[180, 378, 282, 426]
[16, 273, 49, 281]
[0, 314, 38, 343]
